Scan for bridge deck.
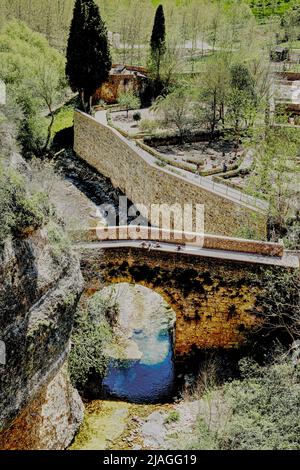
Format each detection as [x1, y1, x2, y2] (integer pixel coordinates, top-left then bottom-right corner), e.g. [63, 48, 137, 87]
[76, 239, 299, 268]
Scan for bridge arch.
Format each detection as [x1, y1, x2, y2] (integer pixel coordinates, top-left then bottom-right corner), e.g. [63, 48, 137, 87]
[80, 245, 264, 357]
[88, 282, 177, 402]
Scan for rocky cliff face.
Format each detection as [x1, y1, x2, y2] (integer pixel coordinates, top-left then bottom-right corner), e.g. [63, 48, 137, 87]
[0, 226, 84, 449]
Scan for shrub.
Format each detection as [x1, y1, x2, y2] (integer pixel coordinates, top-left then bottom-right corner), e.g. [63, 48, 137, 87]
[133, 111, 142, 122]
[68, 292, 119, 390]
[219, 360, 300, 450]
[164, 410, 180, 424]
[179, 357, 300, 450]
[0, 166, 49, 242]
[140, 118, 160, 132]
[155, 159, 167, 167]
[47, 220, 71, 261]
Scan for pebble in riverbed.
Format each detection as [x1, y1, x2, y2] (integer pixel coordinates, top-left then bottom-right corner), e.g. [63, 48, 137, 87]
[142, 411, 167, 448]
[140, 401, 201, 449]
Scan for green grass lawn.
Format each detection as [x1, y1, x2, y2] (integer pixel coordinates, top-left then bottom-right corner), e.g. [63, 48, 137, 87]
[41, 104, 74, 148]
[248, 0, 293, 18]
[51, 105, 74, 137]
[289, 40, 300, 50]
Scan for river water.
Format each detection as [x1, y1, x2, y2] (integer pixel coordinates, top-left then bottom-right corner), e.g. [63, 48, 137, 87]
[100, 283, 176, 403]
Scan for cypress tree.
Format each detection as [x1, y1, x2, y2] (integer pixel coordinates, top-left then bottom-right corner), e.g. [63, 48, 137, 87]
[66, 0, 111, 114]
[150, 4, 166, 82]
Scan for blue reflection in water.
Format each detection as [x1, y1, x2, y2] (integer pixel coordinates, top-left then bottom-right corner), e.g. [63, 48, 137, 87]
[103, 328, 175, 403]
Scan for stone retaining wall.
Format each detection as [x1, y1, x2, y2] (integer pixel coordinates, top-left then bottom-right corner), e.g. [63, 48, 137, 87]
[74, 110, 267, 238]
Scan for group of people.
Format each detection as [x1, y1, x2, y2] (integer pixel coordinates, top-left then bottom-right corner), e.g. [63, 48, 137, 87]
[139, 241, 184, 252]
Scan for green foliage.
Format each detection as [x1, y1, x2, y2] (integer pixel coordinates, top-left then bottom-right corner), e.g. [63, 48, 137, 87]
[246, 126, 299, 234]
[164, 410, 180, 424]
[150, 4, 166, 73]
[194, 53, 230, 135]
[151, 87, 192, 140]
[118, 92, 141, 117]
[255, 268, 300, 342]
[66, 0, 111, 113]
[281, 2, 300, 41]
[227, 63, 257, 145]
[0, 165, 49, 242]
[220, 360, 300, 450]
[47, 220, 72, 261]
[181, 358, 300, 450]
[17, 100, 48, 157]
[140, 118, 160, 132]
[248, 0, 294, 19]
[0, 20, 64, 87]
[68, 292, 119, 390]
[133, 111, 142, 122]
[0, 20, 66, 156]
[50, 105, 74, 138]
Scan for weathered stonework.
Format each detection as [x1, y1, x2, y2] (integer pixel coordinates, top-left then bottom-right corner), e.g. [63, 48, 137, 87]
[0, 363, 84, 450]
[79, 246, 269, 356]
[74, 111, 267, 239]
[0, 226, 84, 448]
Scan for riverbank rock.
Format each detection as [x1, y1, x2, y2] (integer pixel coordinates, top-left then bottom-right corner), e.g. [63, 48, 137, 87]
[141, 411, 167, 448]
[0, 226, 84, 449]
[0, 363, 84, 450]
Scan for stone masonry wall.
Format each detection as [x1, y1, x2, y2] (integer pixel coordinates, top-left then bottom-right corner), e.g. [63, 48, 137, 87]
[74, 111, 267, 239]
[79, 246, 266, 357]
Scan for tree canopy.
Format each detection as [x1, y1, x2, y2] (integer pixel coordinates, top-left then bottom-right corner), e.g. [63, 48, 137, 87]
[149, 4, 166, 92]
[0, 20, 66, 156]
[66, 0, 111, 113]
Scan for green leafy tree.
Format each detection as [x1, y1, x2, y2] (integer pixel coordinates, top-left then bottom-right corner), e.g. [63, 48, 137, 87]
[0, 20, 66, 157]
[118, 91, 141, 118]
[256, 269, 300, 343]
[281, 3, 300, 41]
[247, 127, 299, 237]
[151, 87, 192, 142]
[31, 62, 65, 150]
[195, 54, 230, 137]
[66, 0, 111, 114]
[227, 63, 257, 150]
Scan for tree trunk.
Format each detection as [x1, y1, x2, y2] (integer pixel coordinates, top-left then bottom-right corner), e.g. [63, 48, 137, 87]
[235, 119, 240, 154]
[80, 89, 86, 112]
[210, 91, 217, 140]
[44, 105, 54, 151]
[220, 102, 225, 126]
[87, 95, 92, 115]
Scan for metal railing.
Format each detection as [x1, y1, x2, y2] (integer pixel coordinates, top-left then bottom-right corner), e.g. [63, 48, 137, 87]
[94, 110, 268, 212]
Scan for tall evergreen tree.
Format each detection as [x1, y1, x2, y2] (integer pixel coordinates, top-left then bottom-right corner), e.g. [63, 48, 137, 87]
[66, 0, 111, 113]
[150, 4, 166, 83]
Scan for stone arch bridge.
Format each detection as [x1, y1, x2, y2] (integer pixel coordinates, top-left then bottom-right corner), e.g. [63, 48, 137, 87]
[74, 227, 299, 357]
